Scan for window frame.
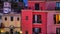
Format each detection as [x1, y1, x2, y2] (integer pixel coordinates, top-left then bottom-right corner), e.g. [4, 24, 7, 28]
[33, 15, 42, 23]
[35, 3, 39, 10]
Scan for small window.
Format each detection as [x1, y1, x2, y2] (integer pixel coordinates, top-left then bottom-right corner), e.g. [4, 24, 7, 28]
[55, 2, 60, 10]
[26, 31, 28, 34]
[26, 16, 28, 20]
[19, 0, 23, 2]
[11, 16, 13, 21]
[0, 16, 2, 19]
[5, 17, 7, 21]
[17, 17, 19, 21]
[35, 3, 39, 10]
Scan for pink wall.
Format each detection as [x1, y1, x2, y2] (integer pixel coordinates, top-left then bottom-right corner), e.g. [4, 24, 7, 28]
[22, 10, 32, 34]
[47, 12, 56, 34]
[46, 1, 56, 10]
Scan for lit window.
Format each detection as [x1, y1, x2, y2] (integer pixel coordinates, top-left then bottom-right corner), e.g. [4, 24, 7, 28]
[54, 14, 60, 24]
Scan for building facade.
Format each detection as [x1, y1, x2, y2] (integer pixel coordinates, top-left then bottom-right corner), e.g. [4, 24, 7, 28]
[2, 12, 22, 34]
[22, 1, 60, 34]
[22, 10, 47, 34]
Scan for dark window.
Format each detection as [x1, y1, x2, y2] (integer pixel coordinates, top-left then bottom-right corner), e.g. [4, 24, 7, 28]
[17, 17, 19, 21]
[10, 29, 13, 34]
[26, 31, 28, 34]
[33, 28, 41, 34]
[56, 28, 60, 34]
[11, 17, 13, 21]
[55, 2, 60, 10]
[11, 3, 18, 9]
[26, 16, 28, 20]
[19, 0, 23, 2]
[37, 15, 42, 23]
[54, 15, 56, 24]
[0, 16, 2, 19]
[5, 17, 7, 21]
[33, 15, 42, 23]
[0, 1, 3, 8]
[35, 3, 39, 10]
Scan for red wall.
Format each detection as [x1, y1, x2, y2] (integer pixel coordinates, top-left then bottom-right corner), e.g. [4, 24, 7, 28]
[22, 10, 47, 34]
[22, 10, 33, 34]
[28, 1, 46, 10]
[33, 12, 47, 34]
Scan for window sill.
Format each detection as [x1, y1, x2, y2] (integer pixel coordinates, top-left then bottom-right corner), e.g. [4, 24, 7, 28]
[56, 24, 60, 26]
[33, 23, 42, 24]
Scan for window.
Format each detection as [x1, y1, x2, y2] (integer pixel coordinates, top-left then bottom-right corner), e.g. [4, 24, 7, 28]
[33, 15, 42, 23]
[19, 0, 23, 2]
[0, 15, 2, 19]
[5, 17, 7, 21]
[26, 31, 28, 34]
[11, 3, 18, 9]
[35, 3, 39, 10]
[0, 1, 3, 8]
[56, 28, 60, 34]
[53, 14, 60, 24]
[55, 2, 60, 10]
[17, 17, 19, 21]
[54, 15, 56, 24]
[33, 28, 41, 34]
[26, 16, 28, 20]
[11, 16, 13, 21]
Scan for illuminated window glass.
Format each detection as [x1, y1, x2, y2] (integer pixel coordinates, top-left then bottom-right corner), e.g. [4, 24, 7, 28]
[54, 14, 60, 24]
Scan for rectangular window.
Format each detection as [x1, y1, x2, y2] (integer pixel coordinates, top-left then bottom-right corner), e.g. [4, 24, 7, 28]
[0, 15, 2, 19]
[35, 3, 39, 10]
[54, 14, 60, 24]
[56, 28, 60, 34]
[54, 15, 56, 24]
[55, 2, 60, 10]
[19, 0, 23, 2]
[11, 16, 13, 21]
[26, 16, 28, 20]
[26, 31, 28, 34]
[33, 28, 41, 34]
[33, 15, 42, 23]
[0, 1, 3, 8]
